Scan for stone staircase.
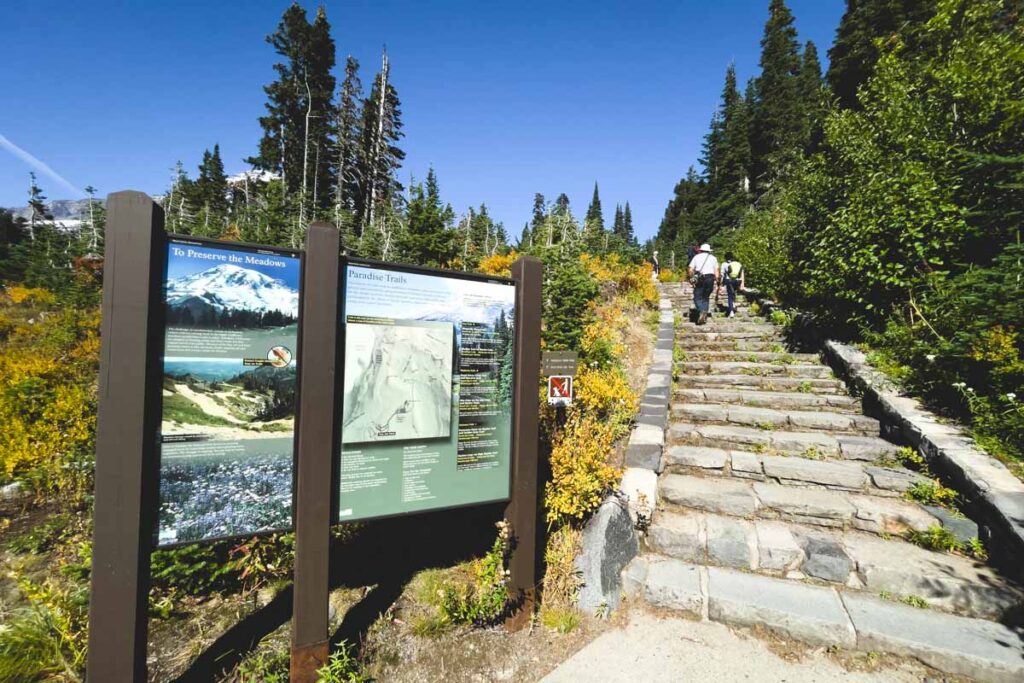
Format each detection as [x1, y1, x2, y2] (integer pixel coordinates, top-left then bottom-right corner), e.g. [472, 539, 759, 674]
[623, 283, 1024, 682]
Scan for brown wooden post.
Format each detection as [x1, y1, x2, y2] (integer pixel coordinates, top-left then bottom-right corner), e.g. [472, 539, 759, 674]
[87, 191, 165, 682]
[290, 223, 341, 682]
[505, 255, 543, 630]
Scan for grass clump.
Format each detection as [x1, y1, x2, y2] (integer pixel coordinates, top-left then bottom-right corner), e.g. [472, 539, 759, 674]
[316, 641, 368, 683]
[410, 523, 512, 635]
[539, 526, 583, 632]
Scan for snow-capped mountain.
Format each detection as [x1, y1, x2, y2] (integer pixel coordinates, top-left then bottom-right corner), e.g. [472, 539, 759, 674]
[167, 264, 298, 316]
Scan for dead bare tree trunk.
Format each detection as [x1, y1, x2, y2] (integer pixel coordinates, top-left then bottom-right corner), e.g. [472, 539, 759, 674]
[367, 49, 389, 234]
[298, 76, 313, 248]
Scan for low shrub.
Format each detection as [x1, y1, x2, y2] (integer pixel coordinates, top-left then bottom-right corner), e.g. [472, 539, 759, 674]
[545, 414, 622, 524]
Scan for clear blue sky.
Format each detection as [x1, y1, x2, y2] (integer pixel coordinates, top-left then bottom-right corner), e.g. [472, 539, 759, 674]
[0, 0, 844, 242]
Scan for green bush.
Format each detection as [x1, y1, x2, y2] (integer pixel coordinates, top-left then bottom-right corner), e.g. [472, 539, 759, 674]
[542, 256, 599, 350]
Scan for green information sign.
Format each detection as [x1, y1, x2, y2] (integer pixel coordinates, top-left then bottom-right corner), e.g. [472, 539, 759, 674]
[337, 261, 516, 521]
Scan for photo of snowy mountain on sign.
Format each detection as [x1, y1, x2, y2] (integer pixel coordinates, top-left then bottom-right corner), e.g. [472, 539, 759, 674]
[164, 261, 298, 329]
[157, 241, 300, 544]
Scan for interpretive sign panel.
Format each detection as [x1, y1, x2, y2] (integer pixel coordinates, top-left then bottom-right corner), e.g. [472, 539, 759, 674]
[337, 261, 516, 521]
[157, 237, 300, 546]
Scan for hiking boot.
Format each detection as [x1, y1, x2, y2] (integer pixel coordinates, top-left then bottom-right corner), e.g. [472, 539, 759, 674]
[729, 311, 735, 318]
[698, 311, 707, 325]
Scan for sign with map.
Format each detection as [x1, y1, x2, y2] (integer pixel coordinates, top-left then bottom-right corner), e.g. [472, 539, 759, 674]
[338, 261, 517, 522]
[157, 238, 300, 546]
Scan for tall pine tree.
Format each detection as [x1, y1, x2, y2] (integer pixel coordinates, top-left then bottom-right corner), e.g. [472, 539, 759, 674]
[797, 40, 826, 153]
[827, 0, 936, 110]
[585, 182, 604, 230]
[334, 55, 363, 231]
[749, 0, 804, 194]
[249, 3, 336, 212]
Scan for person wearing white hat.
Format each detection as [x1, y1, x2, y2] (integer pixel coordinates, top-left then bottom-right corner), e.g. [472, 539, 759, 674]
[687, 243, 719, 325]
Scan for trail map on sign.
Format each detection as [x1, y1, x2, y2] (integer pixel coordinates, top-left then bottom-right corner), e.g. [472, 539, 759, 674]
[342, 318, 454, 443]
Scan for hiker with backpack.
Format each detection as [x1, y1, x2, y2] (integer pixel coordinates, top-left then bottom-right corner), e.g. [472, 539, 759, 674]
[687, 243, 719, 325]
[721, 252, 745, 318]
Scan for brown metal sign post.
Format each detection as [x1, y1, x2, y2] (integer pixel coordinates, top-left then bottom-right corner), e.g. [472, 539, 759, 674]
[87, 192, 166, 682]
[290, 223, 341, 682]
[505, 255, 543, 630]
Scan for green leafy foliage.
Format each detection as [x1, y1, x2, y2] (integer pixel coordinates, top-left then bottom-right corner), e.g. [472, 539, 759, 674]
[542, 256, 599, 350]
[725, 0, 1024, 466]
[316, 642, 368, 683]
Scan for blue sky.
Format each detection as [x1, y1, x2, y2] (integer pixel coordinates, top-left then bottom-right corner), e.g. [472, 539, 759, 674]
[0, 1, 843, 242]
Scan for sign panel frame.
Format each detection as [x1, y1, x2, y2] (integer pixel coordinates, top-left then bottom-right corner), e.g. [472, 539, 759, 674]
[332, 255, 519, 525]
[155, 233, 303, 548]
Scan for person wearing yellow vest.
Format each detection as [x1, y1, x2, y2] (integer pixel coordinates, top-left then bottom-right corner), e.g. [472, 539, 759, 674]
[721, 252, 745, 318]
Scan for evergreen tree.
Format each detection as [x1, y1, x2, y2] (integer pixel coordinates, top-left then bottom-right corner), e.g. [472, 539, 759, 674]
[696, 64, 752, 237]
[249, 3, 337, 210]
[334, 55, 363, 229]
[518, 222, 531, 250]
[622, 202, 635, 245]
[584, 182, 604, 230]
[531, 193, 546, 231]
[26, 172, 50, 241]
[553, 193, 570, 217]
[195, 144, 229, 235]
[356, 49, 405, 235]
[400, 168, 454, 267]
[797, 40, 826, 153]
[0, 208, 29, 282]
[583, 183, 606, 253]
[656, 167, 706, 250]
[612, 204, 624, 237]
[827, 0, 936, 110]
[749, 0, 805, 194]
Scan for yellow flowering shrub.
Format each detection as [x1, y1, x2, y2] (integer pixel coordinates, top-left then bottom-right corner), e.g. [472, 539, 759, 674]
[580, 305, 626, 369]
[0, 289, 99, 500]
[545, 413, 621, 524]
[573, 366, 637, 439]
[478, 250, 518, 278]
[579, 254, 657, 308]
[6, 286, 57, 306]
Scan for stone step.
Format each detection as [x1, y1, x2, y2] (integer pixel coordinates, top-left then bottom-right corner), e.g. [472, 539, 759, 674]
[624, 558, 1024, 682]
[671, 403, 880, 435]
[676, 361, 834, 379]
[675, 387, 860, 412]
[681, 323, 778, 333]
[676, 374, 848, 394]
[681, 350, 821, 364]
[644, 510, 1020, 620]
[663, 445, 930, 496]
[669, 422, 898, 460]
[680, 340, 791, 352]
[658, 473, 941, 537]
[678, 331, 785, 341]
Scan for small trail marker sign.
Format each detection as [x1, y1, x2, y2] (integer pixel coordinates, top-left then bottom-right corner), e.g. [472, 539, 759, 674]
[541, 350, 577, 377]
[547, 375, 573, 406]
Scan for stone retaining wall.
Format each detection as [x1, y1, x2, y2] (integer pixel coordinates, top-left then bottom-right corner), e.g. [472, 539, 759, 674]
[575, 294, 674, 615]
[737, 289, 1024, 571]
[824, 341, 1024, 573]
